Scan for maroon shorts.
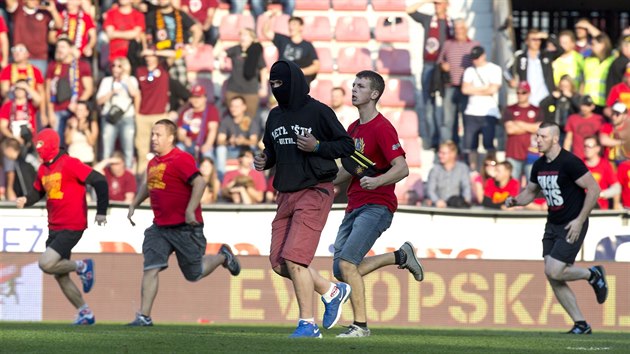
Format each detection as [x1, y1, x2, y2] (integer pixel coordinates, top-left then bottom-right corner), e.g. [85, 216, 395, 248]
[269, 182, 334, 268]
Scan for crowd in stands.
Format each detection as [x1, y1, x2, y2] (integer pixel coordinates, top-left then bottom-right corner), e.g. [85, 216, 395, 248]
[0, 0, 629, 211]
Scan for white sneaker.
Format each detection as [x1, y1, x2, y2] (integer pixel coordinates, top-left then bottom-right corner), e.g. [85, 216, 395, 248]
[337, 324, 371, 338]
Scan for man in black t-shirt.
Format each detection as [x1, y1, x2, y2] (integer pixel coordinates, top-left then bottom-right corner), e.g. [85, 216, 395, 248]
[262, 12, 319, 84]
[506, 122, 608, 335]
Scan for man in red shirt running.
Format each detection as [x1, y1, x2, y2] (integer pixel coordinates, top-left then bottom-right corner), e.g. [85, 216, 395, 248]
[126, 119, 241, 326]
[332, 70, 424, 337]
[15, 128, 109, 325]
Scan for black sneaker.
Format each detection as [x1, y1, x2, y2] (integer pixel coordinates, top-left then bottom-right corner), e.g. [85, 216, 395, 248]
[589, 265, 608, 304]
[219, 244, 241, 276]
[567, 323, 592, 334]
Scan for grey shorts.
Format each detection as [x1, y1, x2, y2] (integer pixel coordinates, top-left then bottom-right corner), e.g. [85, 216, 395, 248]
[143, 224, 207, 281]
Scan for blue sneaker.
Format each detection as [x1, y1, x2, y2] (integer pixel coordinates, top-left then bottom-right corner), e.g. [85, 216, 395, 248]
[72, 308, 95, 325]
[77, 259, 94, 293]
[289, 320, 322, 338]
[321, 282, 351, 329]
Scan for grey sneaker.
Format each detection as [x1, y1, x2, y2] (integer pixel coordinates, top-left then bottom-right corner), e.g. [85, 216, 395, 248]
[398, 241, 424, 281]
[337, 324, 371, 338]
[219, 244, 241, 276]
[127, 313, 153, 326]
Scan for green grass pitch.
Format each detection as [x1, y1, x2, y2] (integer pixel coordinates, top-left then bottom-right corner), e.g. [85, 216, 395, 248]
[1, 322, 629, 353]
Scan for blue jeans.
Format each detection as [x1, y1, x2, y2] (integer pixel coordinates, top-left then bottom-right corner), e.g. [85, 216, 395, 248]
[442, 86, 468, 145]
[507, 157, 533, 182]
[420, 62, 438, 149]
[54, 110, 73, 147]
[101, 115, 136, 169]
[463, 114, 496, 153]
[29, 59, 49, 78]
[230, 0, 295, 18]
[332, 204, 393, 281]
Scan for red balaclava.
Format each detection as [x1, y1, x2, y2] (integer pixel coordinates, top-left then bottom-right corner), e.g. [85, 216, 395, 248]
[36, 128, 60, 162]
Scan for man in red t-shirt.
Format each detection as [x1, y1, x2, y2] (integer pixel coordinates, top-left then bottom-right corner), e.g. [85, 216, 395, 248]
[0, 80, 40, 146]
[176, 84, 219, 159]
[93, 151, 137, 203]
[482, 161, 520, 209]
[564, 95, 605, 160]
[605, 66, 630, 115]
[599, 102, 629, 164]
[6, 0, 62, 76]
[51, 0, 97, 58]
[45, 37, 94, 145]
[583, 136, 621, 209]
[331, 70, 424, 337]
[503, 81, 542, 182]
[126, 119, 241, 326]
[103, 0, 146, 63]
[15, 128, 108, 325]
[220, 147, 266, 204]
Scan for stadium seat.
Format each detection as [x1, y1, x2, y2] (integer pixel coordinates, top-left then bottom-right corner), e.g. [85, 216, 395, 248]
[302, 16, 333, 42]
[295, 0, 331, 10]
[379, 78, 416, 108]
[256, 13, 290, 41]
[219, 14, 255, 42]
[374, 16, 410, 43]
[263, 45, 279, 71]
[332, 0, 367, 11]
[398, 110, 419, 139]
[310, 79, 333, 105]
[315, 47, 334, 73]
[371, 0, 407, 11]
[376, 47, 411, 75]
[401, 137, 422, 168]
[335, 16, 371, 42]
[340, 79, 355, 105]
[185, 44, 214, 73]
[395, 172, 424, 204]
[337, 46, 372, 73]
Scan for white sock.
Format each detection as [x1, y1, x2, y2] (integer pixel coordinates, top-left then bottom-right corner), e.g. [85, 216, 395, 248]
[78, 304, 90, 312]
[322, 283, 337, 303]
[299, 318, 315, 324]
[75, 260, 85, 272]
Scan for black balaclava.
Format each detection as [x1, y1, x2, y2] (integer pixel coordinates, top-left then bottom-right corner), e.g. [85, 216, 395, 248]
[270, 62, 292, 106]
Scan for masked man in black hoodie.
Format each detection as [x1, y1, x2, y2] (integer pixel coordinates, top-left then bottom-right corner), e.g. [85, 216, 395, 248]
[254, 60, 354, 338]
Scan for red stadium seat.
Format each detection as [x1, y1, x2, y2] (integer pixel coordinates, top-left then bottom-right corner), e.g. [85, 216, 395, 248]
[310, 79, 333, 105]
[256, 13, 290, 41]
[335, 16, 371, 42]
[372, 0, 407, 11]
[219, 14, 255, 42]
[332, 0, 367, 11]
[398, 110, 420, 139]
[263, 45, 279, 71]
[295, 0, 330, 10]
[376, 47, 411, 75]
[375, 16, 410, 43]
[302, 16, 333, 42]
[379, 79, 416, 108]
[401, 137, 422, 168]
[337, 46, 372, 74]
[395, 172, 423, 203]
[340, 79, 355, 105]
[315, 47, 334, 73]
[185, 44, 214, 73]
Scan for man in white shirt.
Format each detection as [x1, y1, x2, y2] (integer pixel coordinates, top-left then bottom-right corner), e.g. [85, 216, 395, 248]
[461, 46, 502, 170]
